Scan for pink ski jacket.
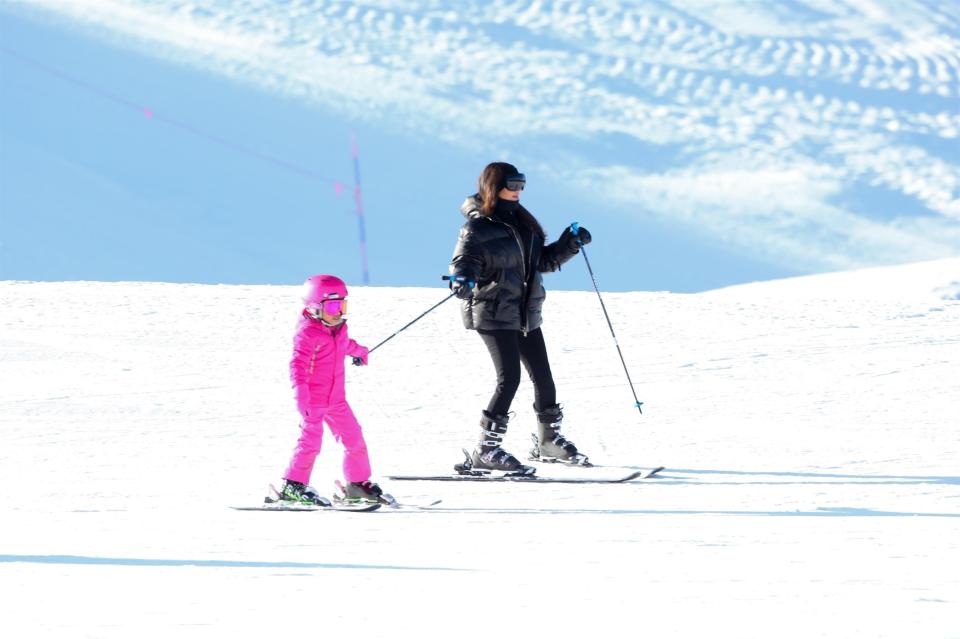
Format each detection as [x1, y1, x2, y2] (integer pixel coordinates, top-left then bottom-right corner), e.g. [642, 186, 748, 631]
[289, 312, 368, 406]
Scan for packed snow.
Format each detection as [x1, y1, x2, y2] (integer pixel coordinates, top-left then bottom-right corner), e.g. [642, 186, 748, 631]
[2, 258, 959, 638]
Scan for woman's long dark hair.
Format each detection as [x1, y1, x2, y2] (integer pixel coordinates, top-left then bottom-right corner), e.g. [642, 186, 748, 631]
[477, 162, 546, 239]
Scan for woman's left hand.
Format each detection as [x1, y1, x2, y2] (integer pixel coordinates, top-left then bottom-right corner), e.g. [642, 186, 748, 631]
[561, 225, 592, 249]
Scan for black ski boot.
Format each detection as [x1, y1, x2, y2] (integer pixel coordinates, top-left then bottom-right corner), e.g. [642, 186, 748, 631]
[529, 403, 590, 466]
[276, 479, 332, 506]
[469, 411, 534, 474]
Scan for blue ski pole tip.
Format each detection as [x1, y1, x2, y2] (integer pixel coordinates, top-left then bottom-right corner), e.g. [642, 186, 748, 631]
[570, 221, 579, 235]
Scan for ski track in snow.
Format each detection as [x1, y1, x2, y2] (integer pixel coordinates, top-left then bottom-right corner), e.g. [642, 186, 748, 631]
[5, 0, 960, 273]
[1, 259, 959, 637]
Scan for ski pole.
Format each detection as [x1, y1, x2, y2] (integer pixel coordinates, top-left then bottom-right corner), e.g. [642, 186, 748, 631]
[354, 283, 458, 364]
[570, 222, 644, 414]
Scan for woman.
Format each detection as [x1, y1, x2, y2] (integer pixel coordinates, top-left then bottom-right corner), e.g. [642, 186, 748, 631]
[449, 162, 592, 473]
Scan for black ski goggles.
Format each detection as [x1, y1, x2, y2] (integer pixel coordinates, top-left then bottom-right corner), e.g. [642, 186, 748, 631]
[502, 174, 526, 192]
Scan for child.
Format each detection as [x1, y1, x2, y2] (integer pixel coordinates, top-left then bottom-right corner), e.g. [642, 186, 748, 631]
[277, 274, 383, 505]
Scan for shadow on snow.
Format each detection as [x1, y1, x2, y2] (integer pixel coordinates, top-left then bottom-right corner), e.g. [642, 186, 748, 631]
[634, 468, 960, 486]
[0, 554, 469, 571]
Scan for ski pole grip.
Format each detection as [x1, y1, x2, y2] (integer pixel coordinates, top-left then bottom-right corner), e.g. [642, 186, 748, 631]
[569, 221, 583, 247]
[443, 275, 474, 288]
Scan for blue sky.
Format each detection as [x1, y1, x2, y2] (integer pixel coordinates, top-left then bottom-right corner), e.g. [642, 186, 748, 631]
[1, 2, 957, 292]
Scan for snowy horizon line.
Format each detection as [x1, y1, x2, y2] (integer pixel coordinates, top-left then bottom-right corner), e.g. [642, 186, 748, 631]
[5, 256, 958, 301]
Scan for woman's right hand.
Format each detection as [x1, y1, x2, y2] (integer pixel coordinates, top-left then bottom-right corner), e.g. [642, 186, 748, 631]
[450, 277, 475, 300]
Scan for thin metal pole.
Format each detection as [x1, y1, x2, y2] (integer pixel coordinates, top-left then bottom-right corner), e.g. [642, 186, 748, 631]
[573, 223, 644, 414]
[368, 292, 457, 354]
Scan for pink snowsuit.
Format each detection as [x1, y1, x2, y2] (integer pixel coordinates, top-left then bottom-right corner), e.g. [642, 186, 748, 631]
[283, 311, 371, 485]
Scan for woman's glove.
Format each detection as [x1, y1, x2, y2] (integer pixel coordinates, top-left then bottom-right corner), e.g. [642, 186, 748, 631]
[294, 384, 311, 418]
[560, 225, 592, 250]
[450, 277, 476, 300]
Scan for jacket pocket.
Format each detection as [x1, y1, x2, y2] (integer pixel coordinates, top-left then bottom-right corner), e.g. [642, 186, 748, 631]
[488, 298, 500, 321]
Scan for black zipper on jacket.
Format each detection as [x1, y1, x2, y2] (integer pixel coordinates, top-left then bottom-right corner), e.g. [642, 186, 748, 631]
[521, 231, 536, 336]
[492, 217, 532, 336]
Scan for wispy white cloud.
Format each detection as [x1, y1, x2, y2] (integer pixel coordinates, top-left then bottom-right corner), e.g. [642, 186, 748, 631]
[8, 0, 960, 272]
[587, 160, 957, 271]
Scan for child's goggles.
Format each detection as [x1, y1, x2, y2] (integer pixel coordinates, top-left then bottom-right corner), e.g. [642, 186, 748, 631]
[305, 298, 347, 318]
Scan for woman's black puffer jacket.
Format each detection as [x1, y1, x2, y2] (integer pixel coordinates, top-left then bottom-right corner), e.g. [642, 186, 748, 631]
[449, 194, 580, 333]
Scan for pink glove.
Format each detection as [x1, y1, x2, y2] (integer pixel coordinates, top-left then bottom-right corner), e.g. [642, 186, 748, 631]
[351, 346, 369, 366]
[294, 384, 311, 417]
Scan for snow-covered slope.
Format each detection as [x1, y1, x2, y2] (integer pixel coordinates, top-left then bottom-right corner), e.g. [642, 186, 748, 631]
[1, 260, 958, 637]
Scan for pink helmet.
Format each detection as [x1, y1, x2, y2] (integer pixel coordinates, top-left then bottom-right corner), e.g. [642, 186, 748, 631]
[302, 274, 348, 306]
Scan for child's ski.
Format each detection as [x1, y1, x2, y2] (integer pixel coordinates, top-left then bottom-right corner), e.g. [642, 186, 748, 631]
[232, 483, 383, 512]
[383, 498, 445, 510]
[231, 501, 381, 512]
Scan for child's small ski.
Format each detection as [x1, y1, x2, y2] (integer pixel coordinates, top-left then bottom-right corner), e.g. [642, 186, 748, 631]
[383, 498, 445, 510]
[231, 483, 382, 512]
[231, 502, 381, 512]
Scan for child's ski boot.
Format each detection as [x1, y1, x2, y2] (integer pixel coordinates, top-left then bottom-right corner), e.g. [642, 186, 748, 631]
[335, 480, 395, 506]
[273, 479, 332, 507]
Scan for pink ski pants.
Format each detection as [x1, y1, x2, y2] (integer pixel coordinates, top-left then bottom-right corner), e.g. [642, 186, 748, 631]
[283, 401, 371, 485]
